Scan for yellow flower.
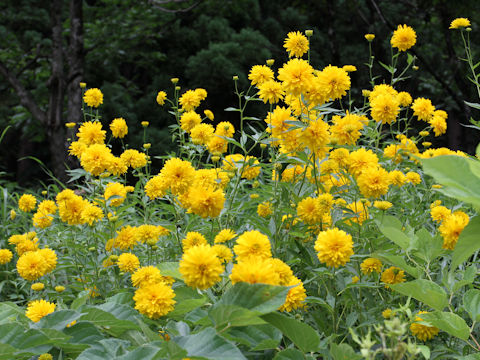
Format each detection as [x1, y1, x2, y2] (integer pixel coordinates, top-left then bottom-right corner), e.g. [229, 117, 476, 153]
[0, 249, 13, 265]
[314, 228, 354, 267]
[179, 244, 224, 290]
[204, 109, 214, 120]
[112, 225, 140, 251]
[190, 123, 215, 145]
[80, 144, 114, 176]
[17, 251, 48, 281]
[77, 121, 106, 145]
[133, 282, 176, 319]
[79, 82, 86, 88]
[141, 121, 149, 127]
[348, 148, 378, 177]
[156, 90, 167, 105]
[117, 253, 140, 273]
[120, 149, 147, 169]
[397, 91, 413, 107]
[214, 229, 237, 244]
[388, 170, 407, 186]
[381, 266, 405, 286]
[10, 209, 16, 220]
[342, 65, 357, 72]
[39, 354, 53, 360]
[160, 158, 196, 195]
[429, 110, 448, 136]
[230, 256, 280, 285]
[360, 258, 382, 275]
[81, 203, 104, 225]
[297, 196, 332, 225]
[279, 276, 306, 312]
[66, 122, 76, 128]
[405, 171, 421, 185]
[357, 167, 390, 198]
[419, 130, 430, 137]
[330, 112, 367, 145]
[316, 65, 351, 100]
[439, 211, 469, 250]
[179, 89, 202, 111]
[373, 201, 393, 211]
[131, 266, 164, 288]
[257, 201, 273, 218]
[55, 285, 65, 292]
[390, 24, 416, 51]
[19, 194, 36, 212]
[412, 98, 435, 121]
[31, 282, 45, 291]
[283, 31, 309, 58]
[410, 311, 439, 341]
[25, 300, 55, 322]
[449, 18, 471, 29]
[300, 117, 330, 155]
[365, 34, 375, 41]
[351, 276, 360, 284]
[187, 186, 225, 218]
[382, 308, 393, 319]
[215, 121, 235, 137]
[180, 111, 202, 132]
[430, 205, 451, 223]
[212, 244, 233, 263]
[233, 230, 272, 261]
[248, 65, 274, 86]
[83, 88, 103, 107]
[182, 232, 208, 252]
[370, 93, 400, 124]
[145, 175, 168, 200]
[258, 80, 285, 104]
[278, 58, 314, 96]
[110, 118, 128, 138]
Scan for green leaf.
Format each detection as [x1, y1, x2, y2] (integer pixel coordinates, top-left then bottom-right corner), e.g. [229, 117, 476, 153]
[262, 312, 320, 353]
[76, 338, 130, 360]
[464, 289, 480, 322]
[158, 262, 182, 280]
[33, 310, 82, 331]
[419, 311, 470, 341]
[227, 324, 282, 350]
[465, 101, 480, 110]
[390, 279, 448, 311]
[421, 155, 480, 211]
[417, 345, 431, 360]
[168, 298, 207, 319]
[174, 327, 246, 360]
[451, 216, 480, 269]
[413, 228, 444, 262]
[80, 308, 140, 336]
[273, 348, 305, 359]
[70, 292, 89, 310]
[0, 302, 27, 324]
[217, 283, 289, 314]
[210, 304, 267, 329]
[330, 343, 362, 360]
[376, 216, 410, 250]
[374, 253, 420, 278]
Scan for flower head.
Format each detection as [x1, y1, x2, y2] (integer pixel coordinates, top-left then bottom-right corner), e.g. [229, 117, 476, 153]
[381, 266, 405, 286]
[0, 249, 13, 264]
[133, 282, 176, 319]
[233, 230, 272, 261]
[410, 311, 440, 341]
[117, 253, 140, 273]
[25, 299, 55, 322]
[131, 266, 164, 288]
[360, 258, 382, 275]
[156, 91, 167, 105]
[179, 244, 224, 290]
[19, 194, 36, 212]
[83, 88, 103, 108]
[450, 18, 471, 29]
[248, 65, 274, 86]
[214, 229, 237, 244]
[315, 228, 354, 267]
[284, 31, 309, 58]
[230, 256, 280, 285]
[391, 24, 416, 51]
[110, 118, 128, 138]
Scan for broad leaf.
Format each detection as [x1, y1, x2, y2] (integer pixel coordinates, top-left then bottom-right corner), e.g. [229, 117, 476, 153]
[451, 216, 480, 269]
[464, 289, 480, 322]
[419, 311, 470, 341]
[390, 279, 448, 311]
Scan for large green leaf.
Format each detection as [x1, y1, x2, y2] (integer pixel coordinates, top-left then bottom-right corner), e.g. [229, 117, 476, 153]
[158, 262, 182, 280]
[33, 310, 82, 331]
[374, 253, 420, 278]
[76, 338, 130, 360]
[227, 324, 282, 350]
[209, 304, 266, 329]
[217, 283, 289, 314]
[262, 312, 320, 353]
[173, 327, 246, 360]
[273, 348, 305, 359]
[390, 279, 448, 311]
[451, 216, 480, 269]
[464, 289, 480, 322]
[413, 228, 444, 263]
[376, 216, 410, 250]
[80, 307, 140, 336]
[0, 302, 27, 324]
[330, 343, 362, 360]
[168, 298, 207, 319]
[421, 155, 480, 210]
[419, 311, 470, 341]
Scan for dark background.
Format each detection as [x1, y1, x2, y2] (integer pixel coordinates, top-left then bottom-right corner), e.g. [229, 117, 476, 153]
[1, 0, 479, 187]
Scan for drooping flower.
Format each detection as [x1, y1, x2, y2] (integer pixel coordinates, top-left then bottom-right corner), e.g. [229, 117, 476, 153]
[156, 91, 167, 105]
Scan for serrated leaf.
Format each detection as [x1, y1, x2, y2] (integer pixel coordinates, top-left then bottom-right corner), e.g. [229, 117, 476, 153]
[390, 279, 448, 311]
